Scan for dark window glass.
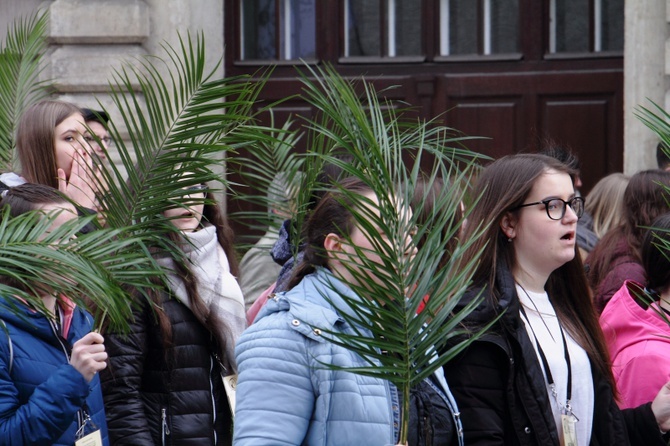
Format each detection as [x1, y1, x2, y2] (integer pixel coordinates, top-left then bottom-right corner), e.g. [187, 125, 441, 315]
[600, 0, 623, 51]
[490, 0, 519, 53]
[241, 0, 316, 60]
[448, 0, 477, 55]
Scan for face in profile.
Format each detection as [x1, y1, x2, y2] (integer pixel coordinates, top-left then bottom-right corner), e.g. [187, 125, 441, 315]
[54, 113, 88, 179]
[330, 191, 417, 291]
[163, 184, 206, 232]
[83, 120, 111, 160]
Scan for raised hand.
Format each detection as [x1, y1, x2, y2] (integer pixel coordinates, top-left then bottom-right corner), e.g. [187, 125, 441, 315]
[70, 331, 107, 383]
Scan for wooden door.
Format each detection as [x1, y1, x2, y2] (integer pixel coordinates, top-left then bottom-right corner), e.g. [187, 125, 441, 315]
[225, 0, 623, 240]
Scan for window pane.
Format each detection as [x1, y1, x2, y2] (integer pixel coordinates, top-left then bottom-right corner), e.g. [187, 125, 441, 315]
[241, 0, 316, 60]
[241, 0, 277, 59]
[346, 0, 381, 56]
[449, 0, 478, 55]
[599, 0, 623, 51]
[490, 0, 519, 53]
[553, 0, 589, 53]
[393, 0, 422, 56]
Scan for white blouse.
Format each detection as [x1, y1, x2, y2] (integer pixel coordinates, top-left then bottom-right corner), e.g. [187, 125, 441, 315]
[516, 284, 594, 446]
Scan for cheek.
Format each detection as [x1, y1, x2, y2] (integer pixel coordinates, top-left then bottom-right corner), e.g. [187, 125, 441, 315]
[54, 143, 75, 173]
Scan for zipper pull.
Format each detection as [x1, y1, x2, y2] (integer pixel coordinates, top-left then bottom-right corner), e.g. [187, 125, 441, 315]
[161, 408, 170, 435]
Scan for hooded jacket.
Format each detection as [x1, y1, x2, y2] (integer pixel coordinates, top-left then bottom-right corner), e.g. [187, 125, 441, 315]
[233, 268, 400, 446]
[0, 296, 109, 446]
[234, 268, 463, 446]
[600, 280, 670, 409]
[442, 262, 665, 446]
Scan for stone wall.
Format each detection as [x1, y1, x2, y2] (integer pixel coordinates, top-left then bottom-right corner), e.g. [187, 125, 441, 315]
[623, 0, 668, 173]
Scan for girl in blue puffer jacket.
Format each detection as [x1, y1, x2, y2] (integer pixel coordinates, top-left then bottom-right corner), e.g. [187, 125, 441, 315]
[0, 184, 109, 446]
[234, 177, 463, 446]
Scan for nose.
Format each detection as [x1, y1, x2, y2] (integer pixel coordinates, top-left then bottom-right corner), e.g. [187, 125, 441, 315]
[563, 203, 579, 223]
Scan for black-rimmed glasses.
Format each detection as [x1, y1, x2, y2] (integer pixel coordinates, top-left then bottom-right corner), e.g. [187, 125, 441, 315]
[512, 196, 585, 220]
[84, 135, 114, 147]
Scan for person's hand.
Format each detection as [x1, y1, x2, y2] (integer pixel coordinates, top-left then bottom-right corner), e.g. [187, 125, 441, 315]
[70, 331, 107, 383]
[651, 380, 670, 432]
[58, 150, 99, 210]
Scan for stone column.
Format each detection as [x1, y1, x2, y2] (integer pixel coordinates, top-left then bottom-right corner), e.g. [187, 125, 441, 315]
[623, 0, 667, 173]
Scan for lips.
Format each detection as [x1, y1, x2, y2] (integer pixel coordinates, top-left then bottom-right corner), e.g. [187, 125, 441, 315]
[561, 231, 575, 241]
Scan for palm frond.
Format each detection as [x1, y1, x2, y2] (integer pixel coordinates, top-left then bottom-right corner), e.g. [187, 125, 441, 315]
[231, 62, 490, 443]
[0, 9, 51, 168]
[92, 33, 269, 234]
[0, 207, 162, 330]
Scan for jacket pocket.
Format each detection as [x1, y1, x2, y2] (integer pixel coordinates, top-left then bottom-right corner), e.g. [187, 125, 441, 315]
[161, 407, 171, 446]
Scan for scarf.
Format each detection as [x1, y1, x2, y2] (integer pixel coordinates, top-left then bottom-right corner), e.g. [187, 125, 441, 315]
[156, 224, 246, 373]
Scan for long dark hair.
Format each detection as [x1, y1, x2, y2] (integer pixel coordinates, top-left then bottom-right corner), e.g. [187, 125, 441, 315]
[286, 177, 374, 290]
[642, 212, 670, 295]
[458, 153, 616, 391]
[16, 100, 82, 188]
[587, 169, 670, 290]
[147, 186, 239, 370]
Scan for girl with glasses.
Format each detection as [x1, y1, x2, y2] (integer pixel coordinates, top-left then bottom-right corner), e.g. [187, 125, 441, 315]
[443, 153, 670, 446]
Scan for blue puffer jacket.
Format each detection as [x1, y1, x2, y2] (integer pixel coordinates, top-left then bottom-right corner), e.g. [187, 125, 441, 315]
[234, 268, 400, 446]
[0, 297, 109, 446]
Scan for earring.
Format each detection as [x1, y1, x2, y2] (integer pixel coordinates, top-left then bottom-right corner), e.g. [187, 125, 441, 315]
[507, 237, 513, 242]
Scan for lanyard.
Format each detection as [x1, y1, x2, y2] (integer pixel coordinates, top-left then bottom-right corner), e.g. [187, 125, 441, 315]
[519, 303, 576, 419]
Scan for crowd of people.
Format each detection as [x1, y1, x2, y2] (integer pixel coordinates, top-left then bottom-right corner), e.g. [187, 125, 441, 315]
[2, 99, 670, 445]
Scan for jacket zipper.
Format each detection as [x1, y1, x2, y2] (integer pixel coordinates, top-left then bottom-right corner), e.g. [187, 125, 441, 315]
[209, 355, 217, 444]
[48, 318, 86, 431]
[161, 407, 171, 446]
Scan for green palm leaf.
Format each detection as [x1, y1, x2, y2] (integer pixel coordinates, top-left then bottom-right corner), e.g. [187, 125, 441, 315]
[231, 62, 491, 443]
[0, 28, 269, 333]
[0, 207, 161, 329]
[0, 9, 51, 168]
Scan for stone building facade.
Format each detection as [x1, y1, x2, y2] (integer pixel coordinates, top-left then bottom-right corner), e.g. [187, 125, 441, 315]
[0, 0, 668, 174]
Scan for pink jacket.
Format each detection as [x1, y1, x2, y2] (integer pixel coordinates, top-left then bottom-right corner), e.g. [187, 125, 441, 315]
[599, 280, 670, 408]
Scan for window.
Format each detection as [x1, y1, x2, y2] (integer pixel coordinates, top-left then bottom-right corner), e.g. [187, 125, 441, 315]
[344, 0, 422, 58]
[240, 0, 316, 60]
[549, 0, 623, 53]
[440, 0, 519, 56]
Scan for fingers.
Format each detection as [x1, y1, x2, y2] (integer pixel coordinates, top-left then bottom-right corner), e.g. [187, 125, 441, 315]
[57, 169, 67, 194]
[63, 152, 98, 209]
[71, 332, 108, 383]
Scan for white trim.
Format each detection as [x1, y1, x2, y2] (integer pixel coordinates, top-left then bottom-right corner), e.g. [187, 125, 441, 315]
[549, 0, 557, 53]
[483, 0, 492, 54]
[594, 0, 602, 52]
[440, 0, 450, 55]
[283, 0, 292, 59]
[388, 0, 397, 56]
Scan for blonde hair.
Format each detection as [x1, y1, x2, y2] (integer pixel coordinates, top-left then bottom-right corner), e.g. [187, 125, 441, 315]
[585, 173, 630, 238]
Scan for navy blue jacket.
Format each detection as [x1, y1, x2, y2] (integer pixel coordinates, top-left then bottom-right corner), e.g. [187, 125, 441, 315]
[0, 297, 109, 446]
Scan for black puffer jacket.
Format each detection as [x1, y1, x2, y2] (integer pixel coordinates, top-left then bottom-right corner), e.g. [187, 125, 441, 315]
[101, 295, 232, 445]
[442, 262, 666, 446]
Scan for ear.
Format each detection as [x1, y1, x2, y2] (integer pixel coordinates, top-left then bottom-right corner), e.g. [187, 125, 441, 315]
[500, 212, 517, 240]
[323, 233, 343, 256]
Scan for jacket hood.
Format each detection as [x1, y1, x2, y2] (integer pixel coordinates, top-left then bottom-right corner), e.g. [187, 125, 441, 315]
[256, 268, 370, 336]
[0, 296, 89, 346]
[600, 280, 670, 353]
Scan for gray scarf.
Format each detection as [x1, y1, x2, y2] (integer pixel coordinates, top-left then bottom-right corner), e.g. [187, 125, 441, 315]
[156, 224, 246, 373]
